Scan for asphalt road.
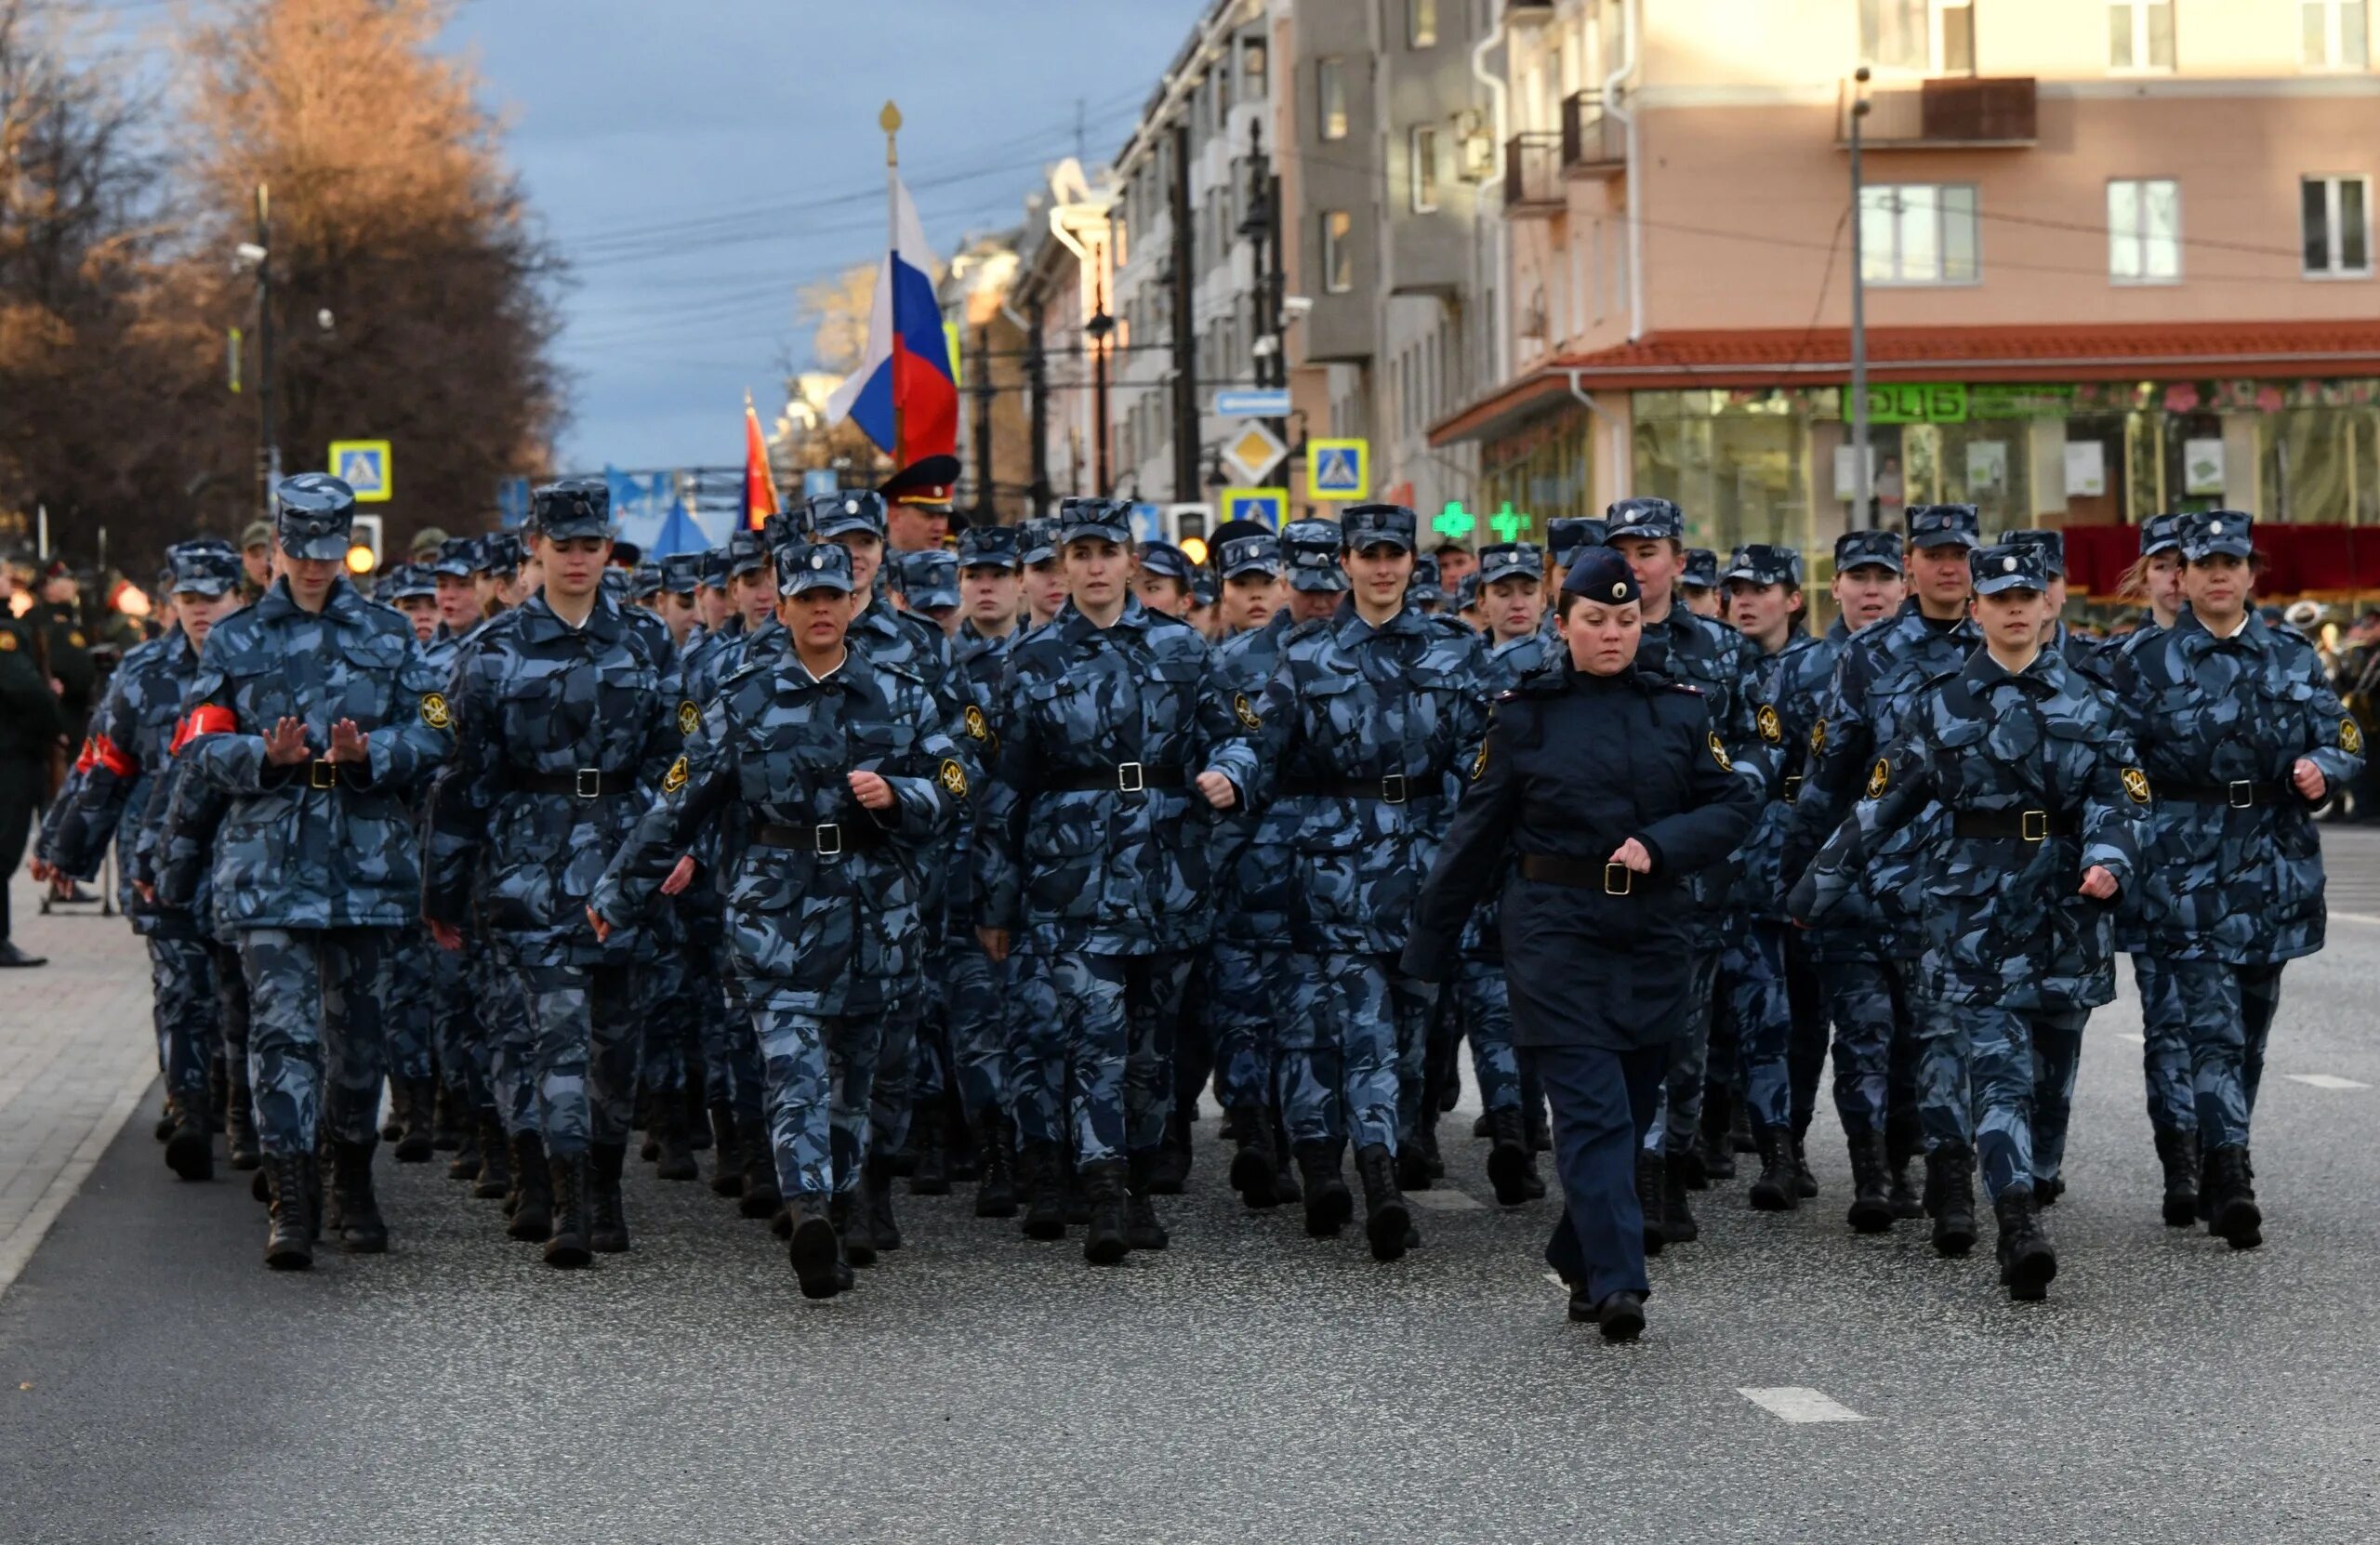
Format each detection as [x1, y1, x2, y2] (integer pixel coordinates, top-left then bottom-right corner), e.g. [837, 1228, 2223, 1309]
[6, 839, 2380, 1543]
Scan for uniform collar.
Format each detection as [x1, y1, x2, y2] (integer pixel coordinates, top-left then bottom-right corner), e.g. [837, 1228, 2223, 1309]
[516, 588, 625, 645]
[1056, 592, 1153, 642]
[2175, 607, 2265, 652]
[1962, 644, 2063, 696]
[255, 574, 367, 626]
[1330, 595, 1424, 641]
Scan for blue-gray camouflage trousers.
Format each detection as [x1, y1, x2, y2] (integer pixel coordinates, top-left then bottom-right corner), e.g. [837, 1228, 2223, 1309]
[238, 927, 393, 1155]
[1280, 951, 1427, 1153]
[2129, 953, 2195, 1137]
[513, 958, 639, 1157]
[1010, 948, 1189, 1164]
[1645, 947, 1723, 1155]
[1967, 1005, 2090, 1202]
[751, 997, 879, 1202]
[2161, 957, 2285, 1152]
[148, 935, 217, 1102]
[1454, 957, 1522, 1115]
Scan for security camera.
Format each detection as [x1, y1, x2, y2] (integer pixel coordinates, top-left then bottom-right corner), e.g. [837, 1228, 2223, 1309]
[1279, 295, 1314, 321]
[233, 242, 267, 268]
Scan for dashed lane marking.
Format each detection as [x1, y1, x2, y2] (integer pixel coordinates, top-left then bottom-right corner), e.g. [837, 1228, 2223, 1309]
[2115, 1032, 2147, 1046]
[2283, 1074, 2372, 1090]
[1739, 1387, 1870, 1424]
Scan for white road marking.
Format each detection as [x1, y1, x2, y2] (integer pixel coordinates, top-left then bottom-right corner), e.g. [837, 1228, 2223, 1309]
[1544, 1272, 1567, 1291]
[2284, 1074, 2372, 1090]
[2331, 911, 2380, 929]
[1408, 1188, 1484, 1211]
[1739, 1387, 1870, 1424]
[2114, 1032, 2147, 1046]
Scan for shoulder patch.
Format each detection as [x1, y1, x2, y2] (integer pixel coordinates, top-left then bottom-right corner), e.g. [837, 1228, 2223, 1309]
[663, 755, 689, 794]
[677, 699, 700, 737]
[2121, 767, 2152, 805]
[963, 703, 992, 742]
[1234, 692, 1262, 731]
[1867, 757, 1890, 799]
[419, 691, 451, 730]
[1755, 703, 1782, 745]
[938, 757, 970, 799]
[1810, 716, 1828, 756]
[1470, 743, 1489, 781]
[1708, 733, 1732, 772]
[2346, 718, 2365, 758]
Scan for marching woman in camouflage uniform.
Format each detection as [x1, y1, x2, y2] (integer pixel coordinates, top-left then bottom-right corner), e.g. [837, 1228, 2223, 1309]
[1794, 542, 2148, 1301]
[2109, 511, 2363, 1251]
[594, 542, 965, 1299]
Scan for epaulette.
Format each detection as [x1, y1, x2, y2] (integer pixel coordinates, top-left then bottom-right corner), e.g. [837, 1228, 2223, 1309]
[1507, 661, 1568, 698]
[1427, 614, 1473, 640]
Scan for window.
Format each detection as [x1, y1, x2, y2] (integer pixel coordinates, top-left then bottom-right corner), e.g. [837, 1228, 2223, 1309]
[2109, 1, 2175, 71]
[2304, 1, 2370, 68]
[1859, 184, 1979, 284]
[2109, 179, 2181, 282]
[2302, 175, 2371, 276]
[1318, 58, 1348, 140]
[1241, 35, 1268, 99]
[1409, 0, 1439, 47]
[1409, 125, 1440, 212]
[1322, 210, 1354, 292]
[1861, 0, 1973, 74]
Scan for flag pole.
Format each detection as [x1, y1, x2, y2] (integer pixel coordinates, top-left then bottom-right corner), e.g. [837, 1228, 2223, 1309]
[881, 99, 904, 478]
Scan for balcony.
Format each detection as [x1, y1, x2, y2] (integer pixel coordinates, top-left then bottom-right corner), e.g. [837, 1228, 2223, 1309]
[1842, 75, 2037, 148]
[1561, 90, 1625, 176]
[1502, 132, 1564, 216]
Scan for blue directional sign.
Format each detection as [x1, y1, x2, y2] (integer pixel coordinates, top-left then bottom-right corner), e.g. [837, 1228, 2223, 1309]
[1214, 388, 1292, 418]
[1218, 486, 1287, 529]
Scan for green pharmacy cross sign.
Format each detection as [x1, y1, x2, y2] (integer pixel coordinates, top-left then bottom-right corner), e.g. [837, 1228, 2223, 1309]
[1434, 500, 1536, 545]
[1489, 501, 1533, 543]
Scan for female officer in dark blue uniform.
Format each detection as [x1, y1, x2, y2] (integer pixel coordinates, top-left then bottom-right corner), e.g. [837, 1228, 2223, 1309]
[1402, 548, 1758, 1341]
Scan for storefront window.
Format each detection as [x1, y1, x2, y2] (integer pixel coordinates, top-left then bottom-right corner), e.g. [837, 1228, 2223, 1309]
[1633, 395, 1818, 558]
[2261, 404, 2380, 524]
[1480, 403, 1594, 542]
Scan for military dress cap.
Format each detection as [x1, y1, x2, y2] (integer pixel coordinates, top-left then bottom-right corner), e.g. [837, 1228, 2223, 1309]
[1681, 548, 1721, 589]
[1833, 527, 1905, 574]
[1969, 541, 2051, 596]
[1191, 573, 1219, 608]
[779, 540, 856, 598]
[599, 567, 629, 598]
[482, 532, 524, 577]
[898, 548, 960, 609]
[658, 552, 703, 596]
[1218, 531, 1283, 579]
[274, 473, 357, 560]
[1476, 541, 1544, 586]
[2180, 508, 2254, 561]
[431, 536, 481, 578]
[240, 519, 274, 552]
[722, 530, 770, 580]
[809, 490, 890, 541]
[1724, 543, 1803, 588]
[1340, 503, 1418, 553]
[1017, 517, 1062, 566]
[1137, 540, 1197, 586]
[1411, 552, 1445, 602]
[386, 563, 438, 601]
[1056, 495, 1134, 546]
[628, 562, 663, 601]
[529, 477, 612, 540]
[699, 546, 731, 588]
[164, 539, 244, 598]
[1995, 528, 2066, 577]
[1906, 503, 1982, 549]
[1544, 517, 1606, 566]
[1603, 497, 1684, 544]
[1561, 546, 1644, 605]
[2138, 510, 2184, 557]
[957, 524, 1023, 572]
[1455, 573, 1481, 611]
[760, 509, 807, 574]
[1282, 519, 1350, 594]
[409, 525, 449, 560]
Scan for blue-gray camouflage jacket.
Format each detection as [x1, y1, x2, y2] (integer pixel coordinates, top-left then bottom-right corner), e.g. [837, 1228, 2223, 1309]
[1735, 627, 1825, 923]
[1459, 629, 1557, 963]
[48, 634, 191, 934]
[1212, 610, 1302, 946]
[1637, 600, 1774, 931]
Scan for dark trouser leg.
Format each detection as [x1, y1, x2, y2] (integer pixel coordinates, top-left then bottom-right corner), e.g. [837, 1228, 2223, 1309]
[1783, 931, 1829, 1138]
[1537, 1043, 1668, 1305]
[1966, 1006, 2036, 1205]
[0, 755, 39, 945]
[1124, 950, 1193, 1156]
[1646, 947, 1721, 1156]
[2028, 1008, 2088, 1190]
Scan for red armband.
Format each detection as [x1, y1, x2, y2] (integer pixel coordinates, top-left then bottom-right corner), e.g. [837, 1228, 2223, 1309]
[73, 737, 96, 773]
[169, 704, 238, 754]
[90, 733, 139, 778]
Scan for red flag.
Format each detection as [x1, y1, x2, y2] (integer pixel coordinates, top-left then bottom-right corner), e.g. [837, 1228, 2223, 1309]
[743, 391, 779, 530]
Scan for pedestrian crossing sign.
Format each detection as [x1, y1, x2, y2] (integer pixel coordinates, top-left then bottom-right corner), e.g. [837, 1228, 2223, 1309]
[1307, 438, 1368, 501]
[1219, 487, 1288, 529]
[328, 440, 392, 503]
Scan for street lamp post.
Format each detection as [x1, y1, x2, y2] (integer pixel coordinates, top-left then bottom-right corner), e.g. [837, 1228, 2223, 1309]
[1848, 68, 1873, 532]
[1086, 273, 1115, 496]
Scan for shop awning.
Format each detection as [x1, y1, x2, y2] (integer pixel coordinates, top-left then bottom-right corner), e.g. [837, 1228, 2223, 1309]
[1429, 321, 2380, 447]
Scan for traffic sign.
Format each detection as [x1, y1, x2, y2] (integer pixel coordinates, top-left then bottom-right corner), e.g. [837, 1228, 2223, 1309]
[1217, 486, 1288, 529]
[1222, 421, 1288, 485]
[1307, 438, 1368, 501]
[496, 477, 531, 529]
[1128, 502, 1166, 545]
[329, 440, 392, 503]
[1214, 388, 1291, 418]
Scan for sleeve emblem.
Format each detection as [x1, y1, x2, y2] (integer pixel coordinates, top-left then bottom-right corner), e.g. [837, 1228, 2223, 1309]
[1866, 757, 1890, 799]
[663, 755, 689, 794]
[677, 699, 700, 737]
[963, 704, 991, 741]
[938, 758, 970, 799]
[1756, 704, 1782, 745]
[2121, 767, 2152, 805]
[1708, 733, 1733, 772]
[1234, 692, 1263, 730]
[1470, 744, 1488, 782]
[419, 692, 451, 730]
[2345, 718, 2365, 757]
[1809, 716, 1827, 756]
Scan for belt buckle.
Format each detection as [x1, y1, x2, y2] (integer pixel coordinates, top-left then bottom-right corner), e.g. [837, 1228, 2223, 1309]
[2227, 779, 2254, 809]
[575, 768, 602, 799]
[1604, 863, 1633, 896]
[2021, 810, 2048, 842]
[813, 822, 843, 857]
[309, 759, 337, 790]
[1782, 774, 1804, 804]
[1380, 772, 1408, 805]
[1117, 760, 1145, 794]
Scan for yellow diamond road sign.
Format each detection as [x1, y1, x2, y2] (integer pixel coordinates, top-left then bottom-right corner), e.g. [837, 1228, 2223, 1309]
[329, 440, 393, 502]
[1222, 421, 1287, 485]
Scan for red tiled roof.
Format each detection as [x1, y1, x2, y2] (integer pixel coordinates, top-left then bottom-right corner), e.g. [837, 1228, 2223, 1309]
[1429, 321, 2380, 445]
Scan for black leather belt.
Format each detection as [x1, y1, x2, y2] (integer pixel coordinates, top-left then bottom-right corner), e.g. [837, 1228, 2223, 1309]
[1949, 809, 2078, 841]
[307, 759, 341, 790]
[1519, 853, 1644, 896]
[1048, 762, 1186, 794]
[1780, 774, 1804, 804]
[516, 769, 628, 799]
[2162, 779, 2293, 809]
[1282, 774, 1440, 805]
[752, 819, 880, 855]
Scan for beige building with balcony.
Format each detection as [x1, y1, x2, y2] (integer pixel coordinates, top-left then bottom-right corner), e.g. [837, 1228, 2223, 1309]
[1436, 0, 2380, 596]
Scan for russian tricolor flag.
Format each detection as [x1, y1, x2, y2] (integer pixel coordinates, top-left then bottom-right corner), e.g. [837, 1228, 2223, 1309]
[826, 172, 957, 474]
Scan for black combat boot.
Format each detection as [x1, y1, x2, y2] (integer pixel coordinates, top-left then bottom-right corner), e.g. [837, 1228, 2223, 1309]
[1486, 1106, 1532, 1207]
[1018, 1140, 1066, 1240]
[208, 1059, 229, 1133]
[1080, 1159, 1130, 1265]
[1415, 1111, 1446, 1182]
[1523, 1089, 1553, 1154]
[650, 1102, 697, 1182]
[393, 1077, 437, 1163]
[1145, 1113, 1190, 1195]
[447, 1119, 481, 1182]
[830, 1184, 879, 1266]
[544, 1152, 591, 1268]
[707, 1100, 745, 1198]
[945, 1097, 980, 1183]
[909, 1093, 950, 1195]
[1749, 1126, 1798, 1212]
[378, 1082, 404, 1142]
[431, 1080, 464, 1152]
[2155, 1128, 2201, 1228]
[472, 1115, 510, 1200]
[262, 1151, 317, 1270]
[1595, 1291, 1647, 1343]
[1225, 1105, 1276, 1208]
[736, 1115, 780, 1221]
[588, 1142, 630, 1252]
[225, 1073, 260, 1172]
[1993, 1188, 2056, 1301]
[1294, 1141, 1353, 1238]
[1886, 1107, 1925, 1220]
[1661, 1150, 1700, 1244]
[507, 1132, 552, 1242]
[1924, 1144, 1977, 1258]
[1355, 1143, 1413, 1262]
[2202, 1144, 2262, 1250]
[865, 1155, 903, 1252]
[1395, 1133, 1434, 1193]
[1636, 1149, 1666, 1257]
[971, 1108, 1017, 1218]
[684, 1076, 712, 1149]
[1791, 1129, 1819, 1197]
[330, 1137, 387, 1253]
[1844, 1128, 1895, 1234]
[786, 1195, 841, 1300]
[1698, 1088, 1735, 1183]
[165, 1098, 213, 1182]
[1062, 1149, 1092, 1226]
[1124, 1151, 1170, 1252]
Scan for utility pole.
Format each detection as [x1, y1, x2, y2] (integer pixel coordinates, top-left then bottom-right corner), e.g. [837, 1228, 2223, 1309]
[1170, 123, 1199, 504]
[1848, 68, 1873, 532]
[1086, 269, 1115, 496]
[1026, 297, 1051, 518]
[972, 322, 995, 523]
[254, 183, 279, 518]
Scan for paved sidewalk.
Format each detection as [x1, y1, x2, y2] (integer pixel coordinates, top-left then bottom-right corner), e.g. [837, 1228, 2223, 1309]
[0, 874, 159, 1295]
